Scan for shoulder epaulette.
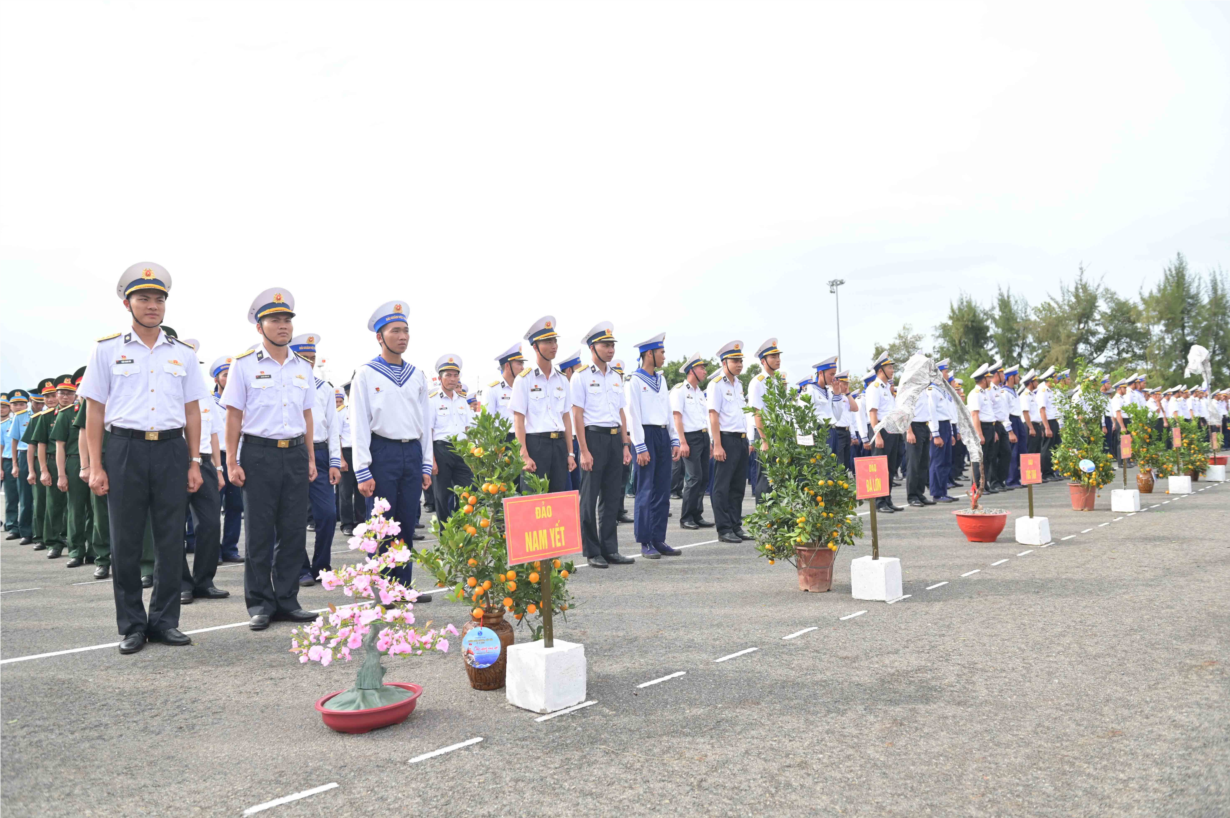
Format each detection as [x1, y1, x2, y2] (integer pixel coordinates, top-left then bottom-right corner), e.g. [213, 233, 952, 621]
[13, 408, 27, 415]
[429, 389, 439, 398]
[517, 368, 530, 379]
[755, 373, 765, 382]
[234, 349, 255, 359]
[35, 409, 51, 417]
[97, 332, 121, 342]
[173, 337, 194, 348]
[488, 380, 500, 388]
[294, 352, 311, 364]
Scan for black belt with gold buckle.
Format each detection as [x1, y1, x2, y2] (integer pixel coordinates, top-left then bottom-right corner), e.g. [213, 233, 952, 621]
[585, 426, 620, 435]
[528, 432, 563, 439]
[111, 426, 184, 442]
[243, 434, 306, 449]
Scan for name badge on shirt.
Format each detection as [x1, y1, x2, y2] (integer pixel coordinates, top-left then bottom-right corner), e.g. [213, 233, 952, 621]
[530, 386, 544, 401]
[588, 381, 602, 394]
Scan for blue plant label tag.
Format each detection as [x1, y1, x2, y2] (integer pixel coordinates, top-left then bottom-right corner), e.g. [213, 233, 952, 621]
[462, 626, 501, 669]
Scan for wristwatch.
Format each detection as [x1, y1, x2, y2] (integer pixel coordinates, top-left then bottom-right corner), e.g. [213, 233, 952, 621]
[190, 456, 202, 464]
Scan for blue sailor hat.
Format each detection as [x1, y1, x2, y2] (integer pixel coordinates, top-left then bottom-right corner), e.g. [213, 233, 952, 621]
[583, 322, 616, 346]
[717, 340, 744, 361]
[209, 355, 232, 379]
[937, 358, 950, 372]
[248, 287, 296, 324]
[558, 349, 583, 371]
[756, 338, 782, 359]
[612, 359, 625, 376]
[496, 342, 525, 366]
[680, 352, 705, 375]
[863, 370, 877, 385]
[289, 333, 320, 354]
[1004, 364, 1019, 377]
[873, 352, 893, 371]
[525, 315, 559, 343]
[117, 262, 172, 300]
[435, 354, 462, 374]
[9, 389, 30, 403]
[367, 300, 409, 332]
[463, 383, 477, 404]
[635, 333, 665, 355]
[813, 355, 838, 373]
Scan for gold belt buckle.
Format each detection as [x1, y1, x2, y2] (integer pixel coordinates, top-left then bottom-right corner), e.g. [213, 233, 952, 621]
[610, 428, 619, 435]
[277, 439, 289, 448]
[550, 432, 560, 439]
[144, 431, 158, 441]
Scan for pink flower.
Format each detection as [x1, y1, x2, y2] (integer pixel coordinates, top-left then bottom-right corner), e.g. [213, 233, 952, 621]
[319, 571, 341, 591]
[347, 630, 364, 650]
[308, 645, 325, 662]
[373, 497, 391, 515]
[443, 624, 459, 636]
[437, 639, 449, 654]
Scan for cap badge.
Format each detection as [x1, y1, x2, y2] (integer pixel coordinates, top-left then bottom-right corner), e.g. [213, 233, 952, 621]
[733, 343, 740, 350]
[544, 321, 552, 329]
[307, 336, 315, 343]
[273, 293, 284, 303]
[142, 268, 154, 279]
[394, 303, 402, 313]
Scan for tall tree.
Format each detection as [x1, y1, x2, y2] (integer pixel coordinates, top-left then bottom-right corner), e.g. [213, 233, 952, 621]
[1032, 265, 1104, 370]
[1097, 290, 1149, 375]
[990, 286, 1032, 366]
[934, 293, 991, 371]
[1198, 266, 1230, 387]
[872, 323, 925, 367]
[1142, 252, 1203, 383]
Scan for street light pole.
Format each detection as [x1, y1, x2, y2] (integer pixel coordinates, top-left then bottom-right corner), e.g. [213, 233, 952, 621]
[828, 278, 846, 366]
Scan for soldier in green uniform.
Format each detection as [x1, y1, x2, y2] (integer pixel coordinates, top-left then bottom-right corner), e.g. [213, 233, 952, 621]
[73, 395, 111, 579]
[37, 376, 71, 558]
[52, 369, 91, 567]
[21, 379, 55, 550]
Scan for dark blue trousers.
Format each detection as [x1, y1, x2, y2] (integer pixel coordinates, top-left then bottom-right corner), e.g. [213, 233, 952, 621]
[303, 446, 337, 578]
[929, 420, 953, 499]
[633, 426, 672, 546]
[219, 457, 243, 559]
[568, 438, 582, 492]
[1006, 416, 1028, 486]
[365, 436, 422, 586]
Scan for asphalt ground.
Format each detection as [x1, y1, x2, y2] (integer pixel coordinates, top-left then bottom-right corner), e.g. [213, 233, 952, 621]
[2, 468, 1227, 817]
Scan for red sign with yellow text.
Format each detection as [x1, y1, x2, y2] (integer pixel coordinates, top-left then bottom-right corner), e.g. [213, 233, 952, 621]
[503, 491, 582, 566]
[1173, 426, 1182, 447]
[1120, 435, 1132, 459]
[1020, 453, 1042, 485]
[854, 456, 890, 499]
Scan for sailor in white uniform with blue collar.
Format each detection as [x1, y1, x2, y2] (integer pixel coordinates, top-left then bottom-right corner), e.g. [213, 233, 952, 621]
[288, 333, 341, 585]
[348, 301, 432, 596]
[78, 263, 210, 653]
[485, 343, 525, 437]
[831, 369, 856, 472]
[428, 354, 475, 521]
[625, 332, 680, 559]
[510, 316, 575, 493]
[221, 288, 319, 630]
[570, 323, 633, 568]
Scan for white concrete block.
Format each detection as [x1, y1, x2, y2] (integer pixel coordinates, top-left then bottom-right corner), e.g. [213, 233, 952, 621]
[1206, 465, 1226, 482]
[1014, 516, 1051, 545]
[1111, 490, 1140, 513]
[1168, 475, 1193, 494]
[505, 639, 587, 714]
[850, 556, 902, 602]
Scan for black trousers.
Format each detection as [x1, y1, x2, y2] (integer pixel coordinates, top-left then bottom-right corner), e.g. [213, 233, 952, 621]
[1042, 419, 1059, 475]
[671, 456, 684, 496]
[432, 440, 474, 522]
[579, 427, 623, 557]
[1029, 422, 1043, 455]
[906, 422, 931, 501]
[182, 459, 221, 593]
[829, 427, 851, 474]
[523, 434, 569, 493]
[972, 422, 997, 488]
[105, 432, 188, 636]
[679, 430, 710, 525]
[873, 432, 901, 508]
[338, 446, 364, 526]
[994, 421, 1012, 485]
[713, 431, 749, 535]
[241, 441, 309, 617]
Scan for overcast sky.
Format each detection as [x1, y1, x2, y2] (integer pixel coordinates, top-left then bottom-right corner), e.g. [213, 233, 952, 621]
[2, 0, 1226, 394]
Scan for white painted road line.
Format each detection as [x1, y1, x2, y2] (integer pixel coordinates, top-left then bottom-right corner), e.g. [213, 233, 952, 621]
[887, 594, 911, 604]
[1127, 513, 1136, 517]
[1151, 504, 1161, 508]
[0, 587, 41, 594]
[1061, 535, 1076, 540]
[840, 610, 867, 620]
[536, 700, 597, 722]
[782, 627, 818, 640]
[243, 783, 339, 816]
[961, 569, 980, 577]
[409, 737, 484, 763]
[1162, 501, 1170, 505]
[1098, 522, 1110, 527]
[991, 559, 1010, 566]
[638, 671, 687, 687]
[1114, 517, 1123, 521]
[1081, 528, 1093, 534]
[715, 647, 759, 663]
[926, 582, 948, 590]
[1017, 550, 1034, 557]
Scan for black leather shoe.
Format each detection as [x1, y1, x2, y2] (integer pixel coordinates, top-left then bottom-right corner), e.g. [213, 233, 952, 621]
[695, 519, 715, 527]
[983, 486, 1000, 494]
[605, 552, 635, 565]
[936, 496, 958, 503]
[66, 557, 84, 568]
[670, 492, 683, 500]
[719, 532, 743, 543]
[180, 591, 194, 604]
[734, 528, 750, 540]
[586, 556, 609, 569]
[680, 520, 700, 530]
[47, 547, 63, 558]
[273, 609, 318, 623]
[413, 533, 425, 541]
[307, 522, 316, 532]
[148, 627, 192, 646]
[640, 545, 661, 560]
[194, 586, 230, 599]
[908, 499, 925, 507]
[921, 497, 936, 505]
[412, 593, 432, 603]
[5, 532, 19, 540]
[415, 522, 425, 529]
[141, 575, 153, 588]
[32, 542, 46, 550]
[875, 503, 896, 514]
[341, 527, 354, 536]
[889, 503, 905, 512]
[119, 632, 146, 654]
[654, 543, 682, 556]
[299, 575, 315, 587]
[667, 510, 673, 518]
[249, 614, 271, 631]
[617, 511, 633, 524]
[93, 565, 110, 579]
[220, 555, 243, 564]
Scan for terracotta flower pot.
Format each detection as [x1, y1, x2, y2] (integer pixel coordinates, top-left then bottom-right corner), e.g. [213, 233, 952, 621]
[1068, 482, 1096, 511]
[316, 683, 423, 734]
[953, 511, 1008, 542]
[459, 608, 515, 691]
[1136, 471, 1154, 494]
[794, 545, 836, 592]
[1189, 469, 1201, 482]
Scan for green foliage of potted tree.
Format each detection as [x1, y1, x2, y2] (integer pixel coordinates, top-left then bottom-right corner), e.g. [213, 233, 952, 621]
[1121, 403, 1166, 492]
[413, 411, 575, 690]
[1174, 416, 1211, 479]
[742, 373, 863, 592]
[1052, 364, 1115, 511]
